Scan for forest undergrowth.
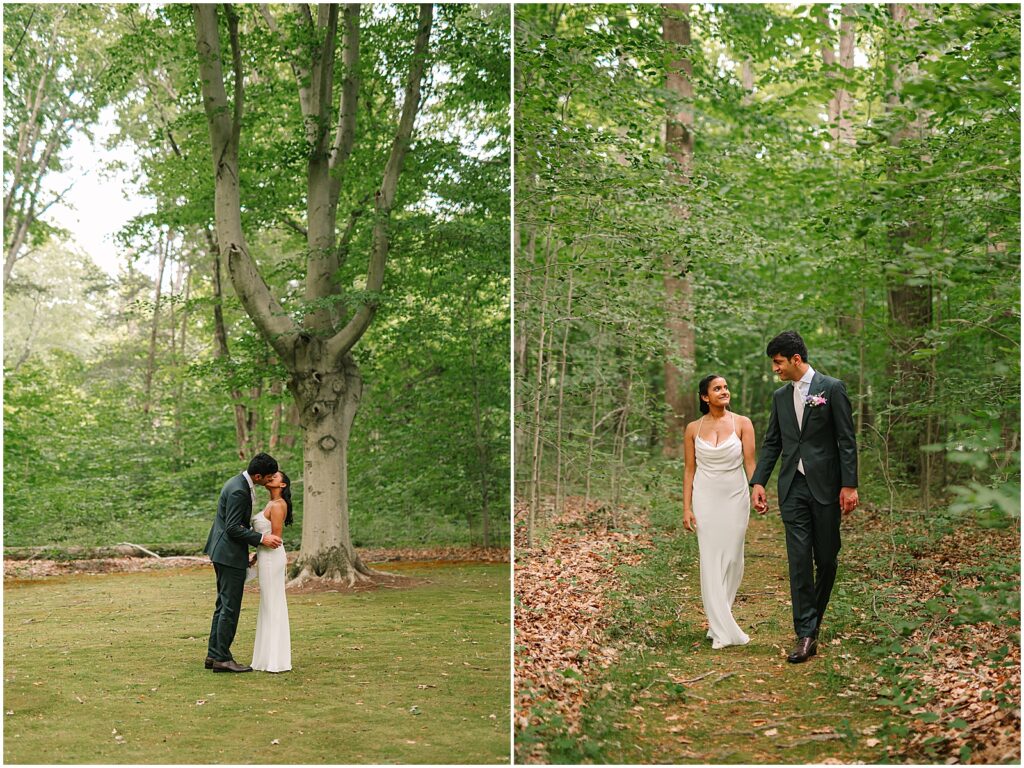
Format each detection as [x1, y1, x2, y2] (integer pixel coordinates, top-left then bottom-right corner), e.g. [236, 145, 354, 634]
[514, 494, 1020, 764]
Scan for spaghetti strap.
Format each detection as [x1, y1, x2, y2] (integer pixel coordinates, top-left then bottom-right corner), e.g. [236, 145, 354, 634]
[731, 411, 739, 438]
[697, 415, 706, 444]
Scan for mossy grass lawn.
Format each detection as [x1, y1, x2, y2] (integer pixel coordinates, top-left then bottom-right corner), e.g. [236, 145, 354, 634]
[5, 562, 510, 764]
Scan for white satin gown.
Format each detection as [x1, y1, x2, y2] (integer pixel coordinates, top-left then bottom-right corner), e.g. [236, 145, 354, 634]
[692, 415, 751, 649]
[251, 505, 292, 672]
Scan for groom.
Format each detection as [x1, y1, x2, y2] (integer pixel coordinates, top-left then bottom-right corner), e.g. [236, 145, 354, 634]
[204, 452, 283, 672]
[750, 331, 859, 664]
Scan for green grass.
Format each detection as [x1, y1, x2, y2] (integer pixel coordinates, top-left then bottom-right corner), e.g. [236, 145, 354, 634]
[4, 562, 510, 764]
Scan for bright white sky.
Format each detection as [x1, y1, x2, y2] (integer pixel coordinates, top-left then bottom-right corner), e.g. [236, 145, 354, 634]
[46, 105, 153, 278]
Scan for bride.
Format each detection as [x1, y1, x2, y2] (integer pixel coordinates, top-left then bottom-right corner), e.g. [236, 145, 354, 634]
[249, 470, 292, 672]
[682, 374, 758, 649]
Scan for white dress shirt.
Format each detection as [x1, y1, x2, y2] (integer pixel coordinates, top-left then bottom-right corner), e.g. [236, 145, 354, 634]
[793, 366, 816, 474]
[242, 470, 257, 505]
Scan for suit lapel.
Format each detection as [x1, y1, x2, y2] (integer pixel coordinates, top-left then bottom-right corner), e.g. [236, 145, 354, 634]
[799, 372, 823, 436]
[781, 384, 799, 434]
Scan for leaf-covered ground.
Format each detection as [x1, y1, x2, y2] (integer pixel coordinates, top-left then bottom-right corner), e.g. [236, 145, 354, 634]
[514, 495, 1020, 764]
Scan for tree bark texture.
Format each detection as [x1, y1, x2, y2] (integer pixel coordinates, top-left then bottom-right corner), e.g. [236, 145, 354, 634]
[662, 3, 698, 458]
[885, 3, 936, 493]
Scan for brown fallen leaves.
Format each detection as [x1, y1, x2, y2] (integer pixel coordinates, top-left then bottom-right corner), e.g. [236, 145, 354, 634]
[851, 509, 1020, 764]
[514, 496, 649, 763]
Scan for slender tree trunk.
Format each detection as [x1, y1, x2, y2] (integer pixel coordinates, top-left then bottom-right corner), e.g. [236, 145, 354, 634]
[144, 232, 170, 415]
[527, 220, 555, 546]
[514, 231, 534, 479]
[205, 227, 251, 458]
[554, 270, 574, 515]
[836, 5, 856, 145]
[467, 298, 492, 547]
[174, 264, 192, 461]
[269, 378, 285, 450]
[662, 3, 697, 458]
[584, 383, 600, 509]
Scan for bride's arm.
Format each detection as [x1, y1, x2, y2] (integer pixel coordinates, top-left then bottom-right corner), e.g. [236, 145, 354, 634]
[740, 415, 757, 481]
[682, 422, 697, 532]
[269, 500, 287, 539]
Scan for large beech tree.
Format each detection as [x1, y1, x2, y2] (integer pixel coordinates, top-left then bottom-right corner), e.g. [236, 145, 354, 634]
[193, 3, 432, 585]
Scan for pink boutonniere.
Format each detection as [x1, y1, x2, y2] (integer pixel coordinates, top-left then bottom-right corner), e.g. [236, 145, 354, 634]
[805, 392, 828, 408]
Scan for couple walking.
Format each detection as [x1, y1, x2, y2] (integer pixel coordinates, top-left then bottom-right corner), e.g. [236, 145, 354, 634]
[204, 452, 293, 673]
[682, 330, 859, 663]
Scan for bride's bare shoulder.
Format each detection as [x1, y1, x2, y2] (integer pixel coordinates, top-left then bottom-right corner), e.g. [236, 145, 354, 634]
[733, 413, 755, 430]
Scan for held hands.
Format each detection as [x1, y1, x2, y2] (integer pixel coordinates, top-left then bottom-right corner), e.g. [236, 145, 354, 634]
[261, 533, 283, 548]
[839, 487, 859, 516]
[751, 484, 769, 515]
[682, 510, 697, 533]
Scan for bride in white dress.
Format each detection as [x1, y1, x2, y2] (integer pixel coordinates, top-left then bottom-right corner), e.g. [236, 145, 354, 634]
[249, 470, 292, 672]
[682, 374, 758, 649]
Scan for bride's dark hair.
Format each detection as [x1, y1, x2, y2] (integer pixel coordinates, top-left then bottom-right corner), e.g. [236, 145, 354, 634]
[698, 374, 724, 415]
[279, 472, 294, 526]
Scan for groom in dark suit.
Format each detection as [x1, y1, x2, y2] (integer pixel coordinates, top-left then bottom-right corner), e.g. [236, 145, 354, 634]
[204, 452, 283, 672]
[751, 331, 859, 663]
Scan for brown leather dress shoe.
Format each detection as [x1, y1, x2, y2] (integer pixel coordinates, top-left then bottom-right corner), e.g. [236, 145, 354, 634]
[787, 636, 818, 664]
[212, 659, 253, 673]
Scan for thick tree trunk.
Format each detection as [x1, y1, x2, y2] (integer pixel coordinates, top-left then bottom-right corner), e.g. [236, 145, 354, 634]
[662, 3, 697, 458]
[885, 3, 935, 492]
[288, 356, 378, 586]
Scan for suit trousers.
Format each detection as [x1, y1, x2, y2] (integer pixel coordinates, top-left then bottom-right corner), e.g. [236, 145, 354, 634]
[208, 562, 246, 662]
[779, 472, 842, 638]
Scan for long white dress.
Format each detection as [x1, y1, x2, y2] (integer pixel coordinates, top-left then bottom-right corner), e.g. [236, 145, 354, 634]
[251, 505, 292, 672]
[692, 415, 751, 649]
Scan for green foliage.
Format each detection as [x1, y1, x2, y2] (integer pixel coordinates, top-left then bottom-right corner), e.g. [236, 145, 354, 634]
[4, 3, 510, 550]
[516, 4, 1020, 513]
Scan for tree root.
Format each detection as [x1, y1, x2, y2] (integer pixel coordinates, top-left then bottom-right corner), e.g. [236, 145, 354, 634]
[287, 545, 397, 589]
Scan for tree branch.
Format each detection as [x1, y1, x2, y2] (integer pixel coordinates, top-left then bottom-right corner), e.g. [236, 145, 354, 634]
[327, 3, 433, 362]
[224, 3, 244, 147]
[193, 3, 298, 359]
[330, 4, 360, 171]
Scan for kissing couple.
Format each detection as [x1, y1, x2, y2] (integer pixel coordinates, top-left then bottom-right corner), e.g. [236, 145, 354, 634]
[204, 452, 293, 673]
[682, 330, 860, 663]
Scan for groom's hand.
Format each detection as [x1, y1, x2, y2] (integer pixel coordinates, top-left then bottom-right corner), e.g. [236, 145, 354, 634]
[839, 487, 859, 516]
[261, 534, 282, 548]
[752, 484, 768, 515]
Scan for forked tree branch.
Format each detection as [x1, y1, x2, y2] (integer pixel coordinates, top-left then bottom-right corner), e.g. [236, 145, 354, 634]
[193, 3, 298, 358]
[327, 3, 433, 362]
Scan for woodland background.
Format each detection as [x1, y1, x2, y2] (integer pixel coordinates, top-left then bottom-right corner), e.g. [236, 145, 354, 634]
[4, 3, 511, 552]
[515, 1, 1019, 540]
[514, 3, 1019, 764]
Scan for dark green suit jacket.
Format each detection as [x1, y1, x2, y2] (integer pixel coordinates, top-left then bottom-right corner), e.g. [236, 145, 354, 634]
[751, 372, 858, 506]
[204, 473, 264, 569]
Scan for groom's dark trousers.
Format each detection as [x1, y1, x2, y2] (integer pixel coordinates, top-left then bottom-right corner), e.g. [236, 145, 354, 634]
[780, 473, 842, 637]
[205, 473, 263, 662]
[208, 563, 246, 661]
[751, 372, 857, 639]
